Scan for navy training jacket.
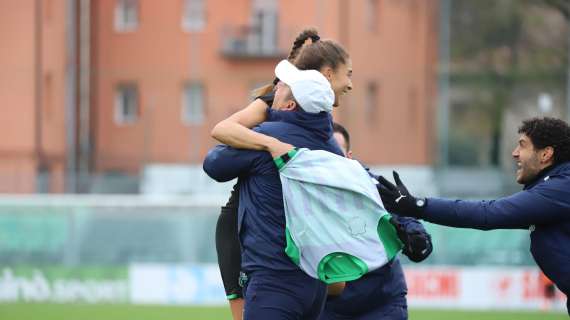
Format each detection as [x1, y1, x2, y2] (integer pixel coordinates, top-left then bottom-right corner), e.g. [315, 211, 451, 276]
[424, 161, 570, 297]
[203, 109, 344, 272]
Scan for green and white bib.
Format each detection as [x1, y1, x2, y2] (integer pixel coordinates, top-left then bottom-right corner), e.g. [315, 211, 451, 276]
[276, 148, 403, 284]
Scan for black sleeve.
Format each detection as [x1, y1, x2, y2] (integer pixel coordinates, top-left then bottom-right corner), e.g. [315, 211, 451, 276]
[390, 216, 433, 263]
[215, 183, 243, 299]
[256, 91, 274, 107]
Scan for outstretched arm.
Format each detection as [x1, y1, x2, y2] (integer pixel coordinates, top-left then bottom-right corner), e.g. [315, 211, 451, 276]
[211, 99, 293, 158]
[423, 189, 565, 230]
[378, 171, 570, 230]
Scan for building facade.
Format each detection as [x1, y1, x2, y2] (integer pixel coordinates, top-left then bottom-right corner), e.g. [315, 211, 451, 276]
[0, 0, 438, 193]
[0, 0, 68, 192]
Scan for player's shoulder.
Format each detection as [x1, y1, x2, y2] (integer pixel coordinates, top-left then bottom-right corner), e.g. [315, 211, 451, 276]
[527, 170, 570, 205]
[256, 121, 300, 135]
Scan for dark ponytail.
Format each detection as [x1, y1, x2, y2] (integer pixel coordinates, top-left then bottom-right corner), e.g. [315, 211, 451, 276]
[251, 28, 320, 98]
[287, 28, 320, 62]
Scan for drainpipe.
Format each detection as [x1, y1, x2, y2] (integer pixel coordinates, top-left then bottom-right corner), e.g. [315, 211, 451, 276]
[65, 0, 78, 193]
[437, 0, 450, 168]
[78, 0, 91, 192]
[34, 0, 44, 191]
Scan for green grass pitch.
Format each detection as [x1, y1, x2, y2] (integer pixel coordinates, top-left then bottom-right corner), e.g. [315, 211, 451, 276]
[0, 304, 566, 320]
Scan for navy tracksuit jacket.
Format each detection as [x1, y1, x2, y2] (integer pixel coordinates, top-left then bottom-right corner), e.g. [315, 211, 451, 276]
[204, 109, 343, 319]
[205, 108, 429, 319]
[423, 161, 570, 314]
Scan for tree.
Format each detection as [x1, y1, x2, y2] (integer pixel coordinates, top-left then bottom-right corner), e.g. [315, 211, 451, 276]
[447, 0, 567, 166]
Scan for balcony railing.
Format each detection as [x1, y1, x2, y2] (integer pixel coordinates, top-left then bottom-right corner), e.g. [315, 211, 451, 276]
[220, 24, 286, 59]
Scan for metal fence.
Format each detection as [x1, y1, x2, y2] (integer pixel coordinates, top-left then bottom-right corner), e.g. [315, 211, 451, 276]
[0, 195, 534, 268]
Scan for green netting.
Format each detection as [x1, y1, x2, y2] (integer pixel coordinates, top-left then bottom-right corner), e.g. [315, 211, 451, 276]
[0, 205, 535, 267]
[0, 210, 68, 253]
[405, 222, 534, 266]
[0, 204, 220, 266]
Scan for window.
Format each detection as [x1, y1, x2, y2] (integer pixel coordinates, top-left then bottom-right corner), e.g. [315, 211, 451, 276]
[36, 165, 50, 193]
[250, 0, 278, 54]
[114, 0, 138, 32]
[182, 83, 205, 124]
[366, 0, 380, 33]
[365, 82, 379, 124]
[115, 84, 139, 124]
[182, 0, 205, 32]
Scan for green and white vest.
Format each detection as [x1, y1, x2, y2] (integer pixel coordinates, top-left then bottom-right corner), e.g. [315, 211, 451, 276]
[275, 148, 403, 284]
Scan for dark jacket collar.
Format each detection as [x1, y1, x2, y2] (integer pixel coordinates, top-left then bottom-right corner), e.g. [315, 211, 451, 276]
[523, 161, 570, 190]
[266, 108, 333, 141]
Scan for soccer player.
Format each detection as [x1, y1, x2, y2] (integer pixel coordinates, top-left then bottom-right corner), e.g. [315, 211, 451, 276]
[213, 28, 351, 320]
[204, 59, 345, 319]
[377, 117, 570, 315]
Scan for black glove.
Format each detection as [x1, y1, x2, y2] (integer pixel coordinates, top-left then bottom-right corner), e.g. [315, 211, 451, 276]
[377, 171, 426, 218]
[390, 217, 433, 262]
